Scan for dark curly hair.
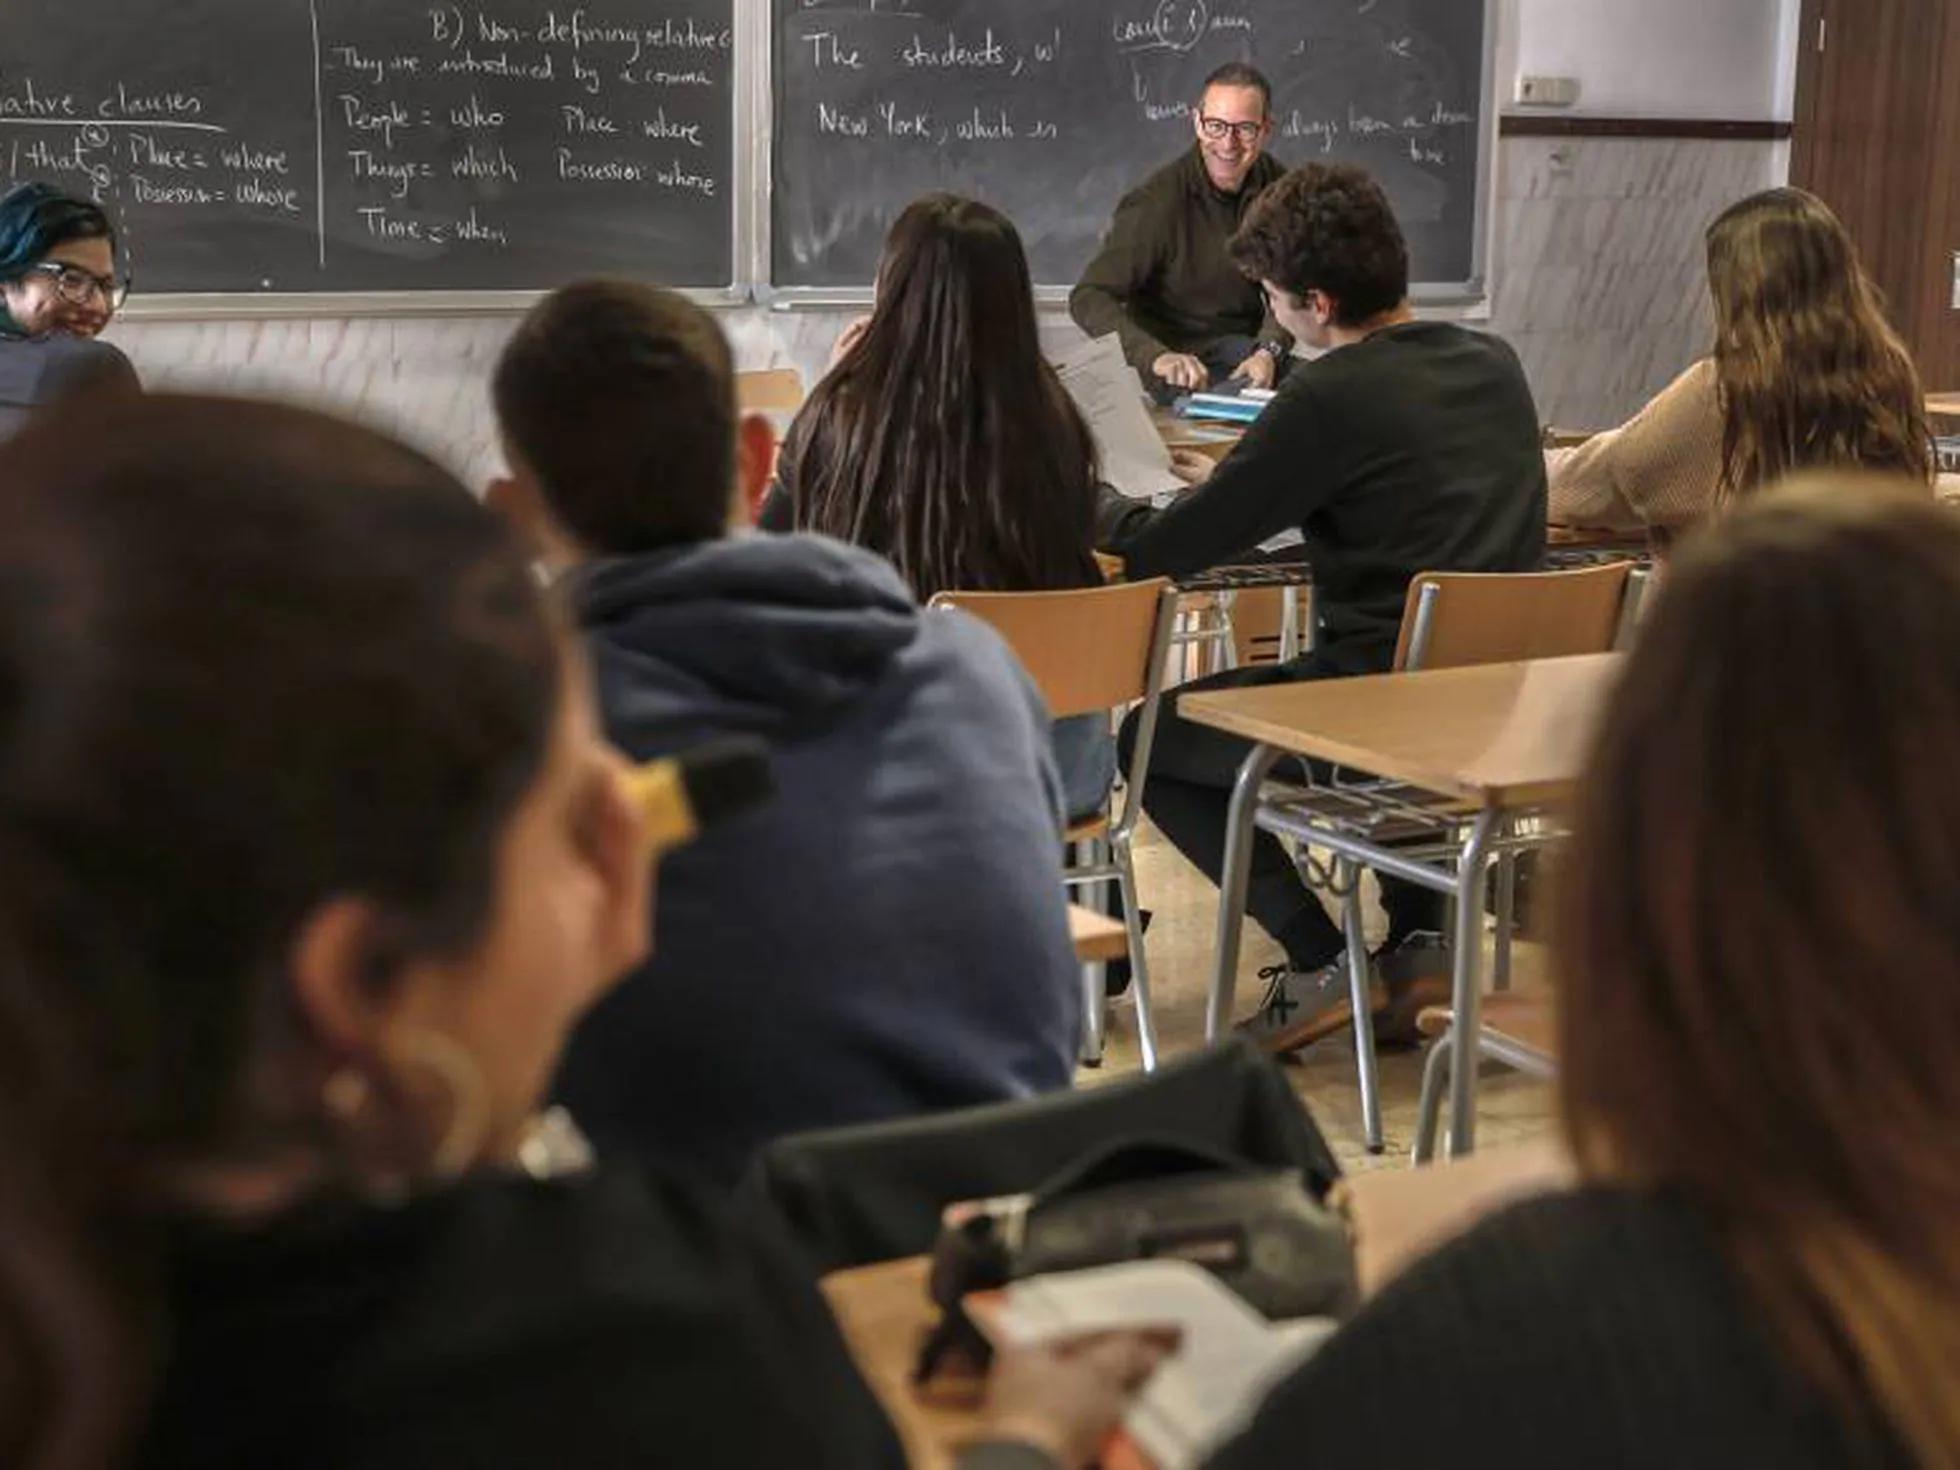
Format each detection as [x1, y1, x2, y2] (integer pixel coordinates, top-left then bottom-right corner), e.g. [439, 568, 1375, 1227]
[1229, 163, 1408, 327]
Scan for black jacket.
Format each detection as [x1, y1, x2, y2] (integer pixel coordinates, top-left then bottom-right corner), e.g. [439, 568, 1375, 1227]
[1100, 320, 1547, 672]
[1069, 146, 1289, 374]
[141, 1165, 905, 1468]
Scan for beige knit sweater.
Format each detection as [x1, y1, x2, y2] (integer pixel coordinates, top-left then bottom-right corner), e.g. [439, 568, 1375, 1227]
[1547, 358, 1722, 533]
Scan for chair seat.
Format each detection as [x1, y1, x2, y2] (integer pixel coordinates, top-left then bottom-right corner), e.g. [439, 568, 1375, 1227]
[1065, 812, 1110, 843]
[1067, 903, 1128, 963]
[1416, 991, 1558, 1058]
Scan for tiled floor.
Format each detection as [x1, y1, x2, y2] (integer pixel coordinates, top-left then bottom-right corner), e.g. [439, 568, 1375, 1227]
[1080, 819, 1558, 1175]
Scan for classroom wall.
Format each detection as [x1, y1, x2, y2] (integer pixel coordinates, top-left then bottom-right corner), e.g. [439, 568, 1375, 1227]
[103, 1, 1802, 476]
[1506, 0, 1799, 117]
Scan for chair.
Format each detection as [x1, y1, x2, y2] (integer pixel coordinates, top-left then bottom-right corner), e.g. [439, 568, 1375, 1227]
[734, 366, 805, 412]
[738, 1038, 1341, 1274]
[1229, 559, 1641, 1154]
[929, 579, 1179, 1069]
[1411, 992, 1557, 1163]
[1229, 583, 1316, 666]
[1067, 903, 1129, 963]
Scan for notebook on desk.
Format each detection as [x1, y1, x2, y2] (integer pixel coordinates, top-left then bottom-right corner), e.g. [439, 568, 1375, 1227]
[972, 1259, 1332, 1470]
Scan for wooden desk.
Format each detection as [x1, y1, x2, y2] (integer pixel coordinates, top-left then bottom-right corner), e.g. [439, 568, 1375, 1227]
[822, 1256, 975, 1470]
[1150, 405, 1246, 463]
[821, 1142, 1573, 1469]
[1926, 391, 1960, 422]
[1181, 655, 1621, 1155]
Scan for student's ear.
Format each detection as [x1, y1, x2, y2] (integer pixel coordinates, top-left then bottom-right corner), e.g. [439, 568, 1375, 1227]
[288, 898, 416, 1061]
[734, 412, 777, 525]
[485, 467, 549, 562]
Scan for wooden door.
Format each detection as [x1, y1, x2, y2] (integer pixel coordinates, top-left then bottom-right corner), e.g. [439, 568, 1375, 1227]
[1792, 0, 1960, 389]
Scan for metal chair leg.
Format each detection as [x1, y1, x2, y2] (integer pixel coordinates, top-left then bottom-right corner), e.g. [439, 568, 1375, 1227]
[1340, 860, 1384, 1153]
[1206, 743, 1284, 1040]
[1493, 840, 1517, 993]
[1075, 836, 1109, 1067]
[1113, 832, 1156, 1071]
[1413, 1031, 1452, 1164]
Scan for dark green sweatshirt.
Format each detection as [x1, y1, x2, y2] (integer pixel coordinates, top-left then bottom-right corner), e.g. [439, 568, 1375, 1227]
[1069, 145, 1289, 374]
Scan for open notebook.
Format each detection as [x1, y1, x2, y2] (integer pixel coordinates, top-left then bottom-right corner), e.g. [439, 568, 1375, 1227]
[974, 1259, 1334, 1470]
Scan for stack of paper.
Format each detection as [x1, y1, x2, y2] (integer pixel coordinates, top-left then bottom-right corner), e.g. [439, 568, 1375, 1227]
[1052, 334, 1186, 501]
[987, 1259, 1334, 1470]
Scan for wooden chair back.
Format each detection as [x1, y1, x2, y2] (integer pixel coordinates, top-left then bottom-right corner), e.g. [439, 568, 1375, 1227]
[929, 578, 1175, 718]
[1229, 585, 1314, 666]
[735, 366, 805, 413]
[1392, 561, 1636, 672]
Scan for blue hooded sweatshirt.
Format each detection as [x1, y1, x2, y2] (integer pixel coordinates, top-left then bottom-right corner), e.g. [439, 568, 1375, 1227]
[553, 532, 1082, 1187]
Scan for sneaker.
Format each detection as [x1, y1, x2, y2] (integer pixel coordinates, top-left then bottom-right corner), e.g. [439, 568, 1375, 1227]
[1238, 946, 1454, 1055]
[1369, 930, 1452, 1047]
[1235, 960, 1351, 1054]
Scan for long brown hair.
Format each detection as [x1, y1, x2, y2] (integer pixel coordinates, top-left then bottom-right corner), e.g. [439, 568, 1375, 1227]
[0, 395, 559, 1469]
[1706, 188, 1931, 497]
[1556, 474, 1960, 1462]
[782, 193, 1101, 602]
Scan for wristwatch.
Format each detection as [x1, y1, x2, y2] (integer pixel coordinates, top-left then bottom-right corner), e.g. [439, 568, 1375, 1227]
[1256, 339, 1288, 363]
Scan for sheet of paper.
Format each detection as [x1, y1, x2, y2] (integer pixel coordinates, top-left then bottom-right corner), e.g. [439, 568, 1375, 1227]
[1052, 333, 1185, 501]
[994, 1260, 1336, 1470]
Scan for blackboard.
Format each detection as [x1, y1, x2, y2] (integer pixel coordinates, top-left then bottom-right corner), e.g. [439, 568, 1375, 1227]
[771, 0, 1491, 293]
[0, 0, 737, 295]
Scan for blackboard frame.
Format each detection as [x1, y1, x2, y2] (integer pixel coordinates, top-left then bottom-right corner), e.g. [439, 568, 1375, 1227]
[753, 0, 1501, 311]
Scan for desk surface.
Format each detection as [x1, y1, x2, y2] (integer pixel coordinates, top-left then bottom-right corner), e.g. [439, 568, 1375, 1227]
[1178, 653, 1620, 808]
[1150, 405, 1247, 460]
[1927, 391, 1960, 420]
[822, 1256, 974, 1470]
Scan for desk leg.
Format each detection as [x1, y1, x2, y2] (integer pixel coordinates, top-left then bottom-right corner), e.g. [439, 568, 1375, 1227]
[1206, 743, 1284, 1041]
[1446, 809, 1501, 1158]
[1339, 859, 1384, 1153]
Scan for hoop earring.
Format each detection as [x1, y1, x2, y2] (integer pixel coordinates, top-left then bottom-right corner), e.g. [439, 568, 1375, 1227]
[392, 1028, 492, 1180]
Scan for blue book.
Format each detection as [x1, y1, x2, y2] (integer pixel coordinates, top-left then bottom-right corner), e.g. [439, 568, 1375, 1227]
[1175, 392, 1266, 424]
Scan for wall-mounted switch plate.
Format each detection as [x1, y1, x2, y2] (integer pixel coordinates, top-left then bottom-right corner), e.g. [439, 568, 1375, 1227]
[1516, 76, 1580, 107]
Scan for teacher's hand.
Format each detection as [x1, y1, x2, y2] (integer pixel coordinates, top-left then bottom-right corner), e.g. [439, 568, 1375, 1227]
[1230, 348, 1276, 390]
[1151, 351, 1209, 391]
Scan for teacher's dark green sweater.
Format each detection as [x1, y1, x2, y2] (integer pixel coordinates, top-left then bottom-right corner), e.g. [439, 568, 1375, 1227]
[1070, 145, 1288, 374]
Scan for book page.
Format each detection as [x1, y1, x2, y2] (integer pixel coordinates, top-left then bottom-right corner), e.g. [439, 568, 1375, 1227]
[1052, 334, 1185, 501]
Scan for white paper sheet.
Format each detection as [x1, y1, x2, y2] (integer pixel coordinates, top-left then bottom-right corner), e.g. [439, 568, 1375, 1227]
[996, 1260, 1335, 1470]
[1052, 333, 1186, 501]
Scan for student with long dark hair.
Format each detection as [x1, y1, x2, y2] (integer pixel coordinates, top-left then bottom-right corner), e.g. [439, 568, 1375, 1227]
[1550, 187, 1932, 532]
[0, 182, 138, 437]
[967, 474, 1959, 1469]
[0, 394, 900, 1470]
[763, 192, 1115, 819]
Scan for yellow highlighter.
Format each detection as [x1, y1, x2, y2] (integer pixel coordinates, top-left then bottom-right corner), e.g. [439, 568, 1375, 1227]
[623, 736, 775, 857]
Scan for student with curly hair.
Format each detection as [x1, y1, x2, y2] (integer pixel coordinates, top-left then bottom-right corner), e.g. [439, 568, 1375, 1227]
[1549, 187, 1932, 534]
[1099, 162, 1546, 1052]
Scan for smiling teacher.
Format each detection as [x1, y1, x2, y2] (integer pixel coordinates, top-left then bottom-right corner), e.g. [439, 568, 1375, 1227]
[1069, 62, 1290, 397]
[0, 182, 140, 440]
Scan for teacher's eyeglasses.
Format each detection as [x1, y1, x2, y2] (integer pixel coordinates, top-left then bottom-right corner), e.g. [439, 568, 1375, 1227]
[26, 261, 130, 311]
[1198, 116, 1266, 144]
